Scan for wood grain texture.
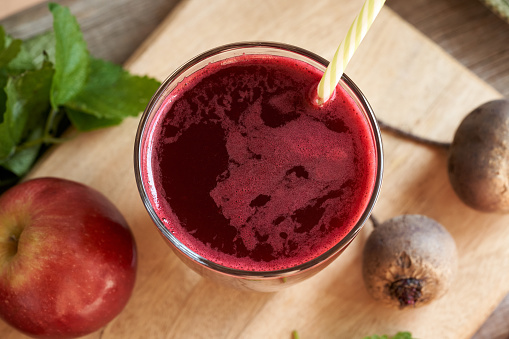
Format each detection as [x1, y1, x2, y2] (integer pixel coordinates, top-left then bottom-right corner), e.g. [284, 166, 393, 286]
[1, 0, 509, 338]
[0, 0, 43, 20]
[386, 2, 509, 337]
[0, 0, 181, 64]
[388, 0, 509, 98]
[474, 305, 509, 339]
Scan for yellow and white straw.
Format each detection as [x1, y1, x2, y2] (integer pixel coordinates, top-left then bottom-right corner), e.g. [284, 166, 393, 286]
[316, 0, 386, 104]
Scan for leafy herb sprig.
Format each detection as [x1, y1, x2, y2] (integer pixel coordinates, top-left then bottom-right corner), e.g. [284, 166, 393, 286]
[363, 331, 415, 339]
[0, 3, 160, 192]
[291, 330, 414, 339]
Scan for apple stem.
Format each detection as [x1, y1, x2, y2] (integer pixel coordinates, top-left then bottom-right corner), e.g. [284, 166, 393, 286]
[377, 119, 451, 150]
[8, 234, 19, 255]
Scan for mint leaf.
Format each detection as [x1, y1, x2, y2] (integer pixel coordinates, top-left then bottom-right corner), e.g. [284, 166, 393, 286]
[8, 31, 56, 74]
[0, 69, 7, 118]
[1, 124, 43, 176]
[66, 107, 122, 131]
[1, 27, 34, 75]
[0, 27, 22, 68]
[6, 62, 54, 143]
[5, 43, 35, 74]
[0, 122, 15, 160]
[23, 31, 56, 66]
[0, 62, 53, 161]
[65, 57, 159, 121]
[49, 2, 89, 109]
[0, 27, 4, 51]
[1, 3, 160, 191]
[363, 332, 414, 339]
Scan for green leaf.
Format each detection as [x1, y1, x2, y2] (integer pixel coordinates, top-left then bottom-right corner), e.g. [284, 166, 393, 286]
[65, 57, 159, 120]
[392, 332, 414, 339]
[66, 107, 122, 131]
[1, 3, 160, 185]
[8, 31, 56, 74]
[0, 124, 43, 176]
[363, 332, 414, 339]
[1, 26, 34, 74]
[0, 69, 8, 119]
[5, 62, 54, 143]
[0, 27, 22, 69]
[0, 121, 15, 160]
[5, 44, 35, 74]
[23, 31, 56, 66]
[0, 27, 4, 50]
[49, 2, 89, 109]
[0, 62, 53, 161]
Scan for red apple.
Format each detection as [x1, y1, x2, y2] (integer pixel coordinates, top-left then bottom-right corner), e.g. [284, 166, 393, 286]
[0, 177, 137, 338]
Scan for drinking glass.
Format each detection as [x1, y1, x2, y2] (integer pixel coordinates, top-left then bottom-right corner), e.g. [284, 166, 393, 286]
[134, 42, 383, 292]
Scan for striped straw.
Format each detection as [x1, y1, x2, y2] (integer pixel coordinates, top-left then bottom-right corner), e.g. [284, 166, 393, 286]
[316, 0, 386, 104]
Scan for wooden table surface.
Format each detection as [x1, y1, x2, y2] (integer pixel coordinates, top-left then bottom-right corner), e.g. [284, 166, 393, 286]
[1, 0, 508, 338]
[387, 1, 509, 338]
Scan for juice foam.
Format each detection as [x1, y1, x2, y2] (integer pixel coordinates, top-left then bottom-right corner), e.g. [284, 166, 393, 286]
[142, 54, 377, 271]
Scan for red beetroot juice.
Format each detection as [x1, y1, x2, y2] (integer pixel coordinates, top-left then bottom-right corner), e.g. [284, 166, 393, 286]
[140, 54, 377, 272]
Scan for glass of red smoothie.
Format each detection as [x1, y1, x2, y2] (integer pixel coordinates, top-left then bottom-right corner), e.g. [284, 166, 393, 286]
[135, 42, 383, 292]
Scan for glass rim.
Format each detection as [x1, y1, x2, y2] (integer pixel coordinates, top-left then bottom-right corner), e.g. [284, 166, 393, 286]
[134, 41, 384, 278]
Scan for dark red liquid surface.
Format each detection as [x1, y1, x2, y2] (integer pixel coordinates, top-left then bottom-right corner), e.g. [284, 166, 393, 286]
[141, 54, 377, 271]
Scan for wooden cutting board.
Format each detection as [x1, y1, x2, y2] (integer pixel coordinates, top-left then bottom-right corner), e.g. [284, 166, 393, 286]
[3, 0, 507, 338]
